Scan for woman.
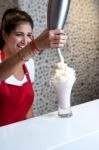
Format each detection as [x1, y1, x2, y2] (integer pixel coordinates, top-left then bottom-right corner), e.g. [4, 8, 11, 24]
[0, 8, 66, 126]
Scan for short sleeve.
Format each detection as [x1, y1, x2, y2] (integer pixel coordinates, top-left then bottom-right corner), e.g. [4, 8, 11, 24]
[25, 58, 35, 83]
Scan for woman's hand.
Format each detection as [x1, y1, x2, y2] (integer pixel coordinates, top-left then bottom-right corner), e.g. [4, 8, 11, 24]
[34, 29, 67, 49]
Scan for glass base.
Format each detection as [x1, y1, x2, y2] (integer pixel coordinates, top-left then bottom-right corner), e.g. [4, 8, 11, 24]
[58, 107, 72, 118]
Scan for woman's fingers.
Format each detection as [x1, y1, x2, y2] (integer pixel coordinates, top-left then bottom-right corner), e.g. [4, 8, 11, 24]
[35, 29, 67, 49]
[49, 30, 67, 48]
[50, 43, 65, 48]
[49, 30, 67, 41]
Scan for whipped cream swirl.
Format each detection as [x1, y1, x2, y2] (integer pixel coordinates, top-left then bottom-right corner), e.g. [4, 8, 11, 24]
[50, 62, 76, 84]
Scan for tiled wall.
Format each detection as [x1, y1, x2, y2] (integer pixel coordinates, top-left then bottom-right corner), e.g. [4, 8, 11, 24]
[0, 0, 18, 22]
[0, 0, 99, 116]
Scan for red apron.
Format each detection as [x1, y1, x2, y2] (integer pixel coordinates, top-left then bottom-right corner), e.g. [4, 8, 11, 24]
[0, 50, 34, 126]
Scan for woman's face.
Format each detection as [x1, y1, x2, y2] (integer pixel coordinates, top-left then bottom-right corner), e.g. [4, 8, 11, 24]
[3, 22, 33, 55]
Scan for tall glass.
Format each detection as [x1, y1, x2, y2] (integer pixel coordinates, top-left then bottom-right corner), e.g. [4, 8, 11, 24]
[53, 75, 76, 117]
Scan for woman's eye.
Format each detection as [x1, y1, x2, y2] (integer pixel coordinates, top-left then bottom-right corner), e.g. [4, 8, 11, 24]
[14, 32, 33, 39]
[15, 33, 22, 36]
[28, 34, 33, 39]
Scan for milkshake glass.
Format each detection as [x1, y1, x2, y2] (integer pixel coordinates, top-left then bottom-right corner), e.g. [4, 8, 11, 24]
[50, 62, 76, 117]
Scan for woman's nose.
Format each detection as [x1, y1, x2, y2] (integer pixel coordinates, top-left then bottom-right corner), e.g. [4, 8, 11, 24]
[21, 36, 30, 45]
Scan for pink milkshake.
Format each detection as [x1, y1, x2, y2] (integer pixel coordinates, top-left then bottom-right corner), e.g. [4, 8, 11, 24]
[50, 62, 76, 117]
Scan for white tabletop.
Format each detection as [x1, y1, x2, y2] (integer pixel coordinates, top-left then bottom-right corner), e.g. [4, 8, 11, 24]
[0, 99, 99, 150]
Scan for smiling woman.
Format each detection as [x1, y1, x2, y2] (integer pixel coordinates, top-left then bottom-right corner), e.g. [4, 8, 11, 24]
[0, 8, 66, 126]
[5, 23, 33, 54]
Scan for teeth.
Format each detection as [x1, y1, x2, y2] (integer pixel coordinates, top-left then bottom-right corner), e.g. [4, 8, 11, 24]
[17, 45, 24, 49]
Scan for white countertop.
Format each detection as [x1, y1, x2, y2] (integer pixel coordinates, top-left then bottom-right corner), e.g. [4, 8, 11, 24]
[0, 99, 99, 150]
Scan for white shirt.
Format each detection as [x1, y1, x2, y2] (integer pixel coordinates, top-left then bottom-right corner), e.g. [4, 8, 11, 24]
[0, 53, 35, 86]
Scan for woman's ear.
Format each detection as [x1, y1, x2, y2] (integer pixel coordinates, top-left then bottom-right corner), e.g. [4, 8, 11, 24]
[2, 31, 8, 42]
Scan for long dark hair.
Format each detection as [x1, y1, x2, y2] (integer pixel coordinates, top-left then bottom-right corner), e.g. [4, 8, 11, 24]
[0, 8, 34, 50]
